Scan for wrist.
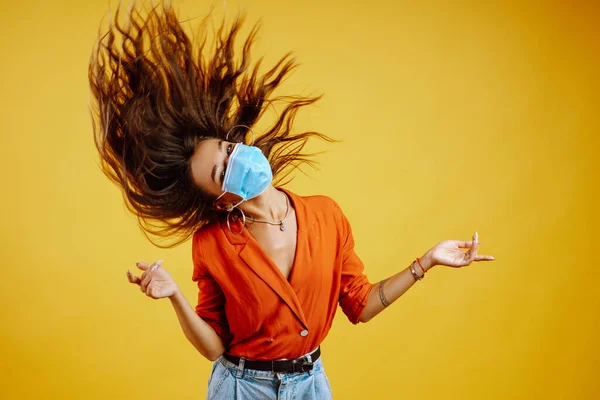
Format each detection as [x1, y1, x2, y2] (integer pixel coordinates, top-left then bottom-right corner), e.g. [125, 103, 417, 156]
[420, 251, 436, 272]
[168, 286, 183, 301]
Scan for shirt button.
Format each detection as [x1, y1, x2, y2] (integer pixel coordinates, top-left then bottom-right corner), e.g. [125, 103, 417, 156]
[300, 329, 309, 337]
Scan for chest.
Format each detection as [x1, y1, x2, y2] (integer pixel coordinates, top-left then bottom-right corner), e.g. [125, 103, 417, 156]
[248, 213, 298, 280]
[210, 206, 345, 340]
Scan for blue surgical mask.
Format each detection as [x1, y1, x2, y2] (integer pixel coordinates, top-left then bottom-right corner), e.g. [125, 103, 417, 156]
[215, 143, 273, 209]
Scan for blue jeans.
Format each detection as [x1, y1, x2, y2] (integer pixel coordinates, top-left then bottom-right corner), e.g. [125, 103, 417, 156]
[206, 353, 333, 399]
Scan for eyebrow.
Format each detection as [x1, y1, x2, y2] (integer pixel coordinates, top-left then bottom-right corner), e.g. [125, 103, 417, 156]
[211, 140, 225, 184]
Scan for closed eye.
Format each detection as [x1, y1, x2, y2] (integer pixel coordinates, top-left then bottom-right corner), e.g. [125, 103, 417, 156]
[221, 144, 233, 182]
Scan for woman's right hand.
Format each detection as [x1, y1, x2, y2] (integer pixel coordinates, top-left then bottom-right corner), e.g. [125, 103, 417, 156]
[126, 260, 180, 299]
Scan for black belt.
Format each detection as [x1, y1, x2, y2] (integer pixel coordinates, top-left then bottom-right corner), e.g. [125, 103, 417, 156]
[223, 347, 320, 373]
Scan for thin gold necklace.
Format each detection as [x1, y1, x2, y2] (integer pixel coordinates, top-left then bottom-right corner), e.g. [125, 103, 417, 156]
[246, 192, 290, 231]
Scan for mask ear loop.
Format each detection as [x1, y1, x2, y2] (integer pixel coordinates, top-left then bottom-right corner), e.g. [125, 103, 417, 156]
[215, 191, 226, 202]
[214, 192, 246, 235]
[226, 124, 256, 146]
[222, 124, 255, 235]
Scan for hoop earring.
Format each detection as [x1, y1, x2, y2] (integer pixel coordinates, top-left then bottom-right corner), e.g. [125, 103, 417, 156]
[225, 124, 256, 146]
[226, 207, 246, 235]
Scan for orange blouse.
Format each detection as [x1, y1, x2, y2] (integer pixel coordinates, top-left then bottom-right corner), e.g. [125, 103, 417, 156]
[191, 187, 373, 360]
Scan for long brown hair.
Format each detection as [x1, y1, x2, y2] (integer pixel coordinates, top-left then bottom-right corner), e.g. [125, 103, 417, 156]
[88, 0, 333, 248]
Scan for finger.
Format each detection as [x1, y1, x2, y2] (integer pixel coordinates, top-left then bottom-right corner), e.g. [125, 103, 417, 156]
[150, 260, 164, 273]
[461, 252, 472, 266]
[456, 231, 485, 249]
[456, 240, 476, 249]
[126, 269, 141, 285]
[469, 232, 480, 259]
[140, 272, 153, 292]
[145, 277, 156, 297]
[474, 255, 495, 261]
[136, 262, 152, 271]
[140, 261, 159, 281]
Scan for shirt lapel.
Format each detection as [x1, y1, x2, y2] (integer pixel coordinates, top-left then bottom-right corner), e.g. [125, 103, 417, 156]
[282, 189, 316, 305]
[238, 241, 308, 329]
[219, 188, 313, 330]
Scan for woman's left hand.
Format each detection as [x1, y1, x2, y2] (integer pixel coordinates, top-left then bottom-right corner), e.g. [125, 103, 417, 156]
[429, 232, 495, 268]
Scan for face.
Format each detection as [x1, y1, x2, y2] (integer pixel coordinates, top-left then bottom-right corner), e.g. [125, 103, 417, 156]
[189, 138, 240, 210]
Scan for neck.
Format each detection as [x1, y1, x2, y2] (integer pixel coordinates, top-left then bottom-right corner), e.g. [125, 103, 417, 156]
[238, 186, 288, 221]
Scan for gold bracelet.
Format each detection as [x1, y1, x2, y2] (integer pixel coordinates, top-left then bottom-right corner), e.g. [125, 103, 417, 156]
[379, 278, 391, 307]
[410, 261, 423, 281]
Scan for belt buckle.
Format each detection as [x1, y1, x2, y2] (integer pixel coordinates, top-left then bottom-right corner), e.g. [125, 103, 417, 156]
[298, 356, 313, 372]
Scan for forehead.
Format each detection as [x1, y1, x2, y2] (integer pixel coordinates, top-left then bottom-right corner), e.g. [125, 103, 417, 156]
[189, 138, 221, 190]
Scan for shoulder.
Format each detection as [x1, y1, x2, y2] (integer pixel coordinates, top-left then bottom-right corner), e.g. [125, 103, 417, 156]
[192, 222, 218, 246]
[191, 222, 222, 264]
[287, 190, 340, 215]
[285, 189, 347, 230]
[302, 193, 339, 210]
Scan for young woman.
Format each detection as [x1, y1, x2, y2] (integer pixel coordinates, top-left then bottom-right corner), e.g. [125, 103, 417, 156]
[88, 1, 495, 398]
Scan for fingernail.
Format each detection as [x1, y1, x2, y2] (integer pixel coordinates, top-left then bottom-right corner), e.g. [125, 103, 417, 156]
[155, 260, 164, 266]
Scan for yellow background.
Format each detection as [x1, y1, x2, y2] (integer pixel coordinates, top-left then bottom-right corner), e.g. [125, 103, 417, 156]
[1, 0, 598, 398]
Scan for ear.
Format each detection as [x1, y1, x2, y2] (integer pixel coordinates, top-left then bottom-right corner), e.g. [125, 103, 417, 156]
[211, 200, 231, 212]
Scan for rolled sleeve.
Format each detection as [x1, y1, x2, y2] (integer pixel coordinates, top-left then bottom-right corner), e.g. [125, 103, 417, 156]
[333, 201, 374, 324]
[191, 233, 233, 345]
